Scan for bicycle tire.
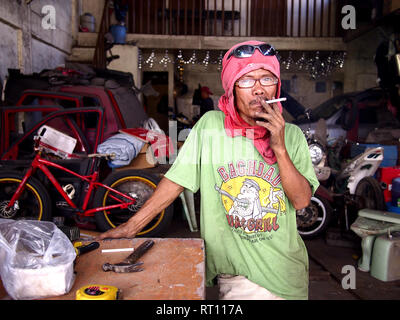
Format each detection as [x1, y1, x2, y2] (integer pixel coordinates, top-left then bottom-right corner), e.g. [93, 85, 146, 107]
[93, 169, 173, 237]
[0, 171, 52, 221]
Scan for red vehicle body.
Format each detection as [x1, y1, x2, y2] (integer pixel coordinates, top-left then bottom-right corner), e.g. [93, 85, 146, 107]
[0, 72, 173, 235]
[1, 83, 147, 159]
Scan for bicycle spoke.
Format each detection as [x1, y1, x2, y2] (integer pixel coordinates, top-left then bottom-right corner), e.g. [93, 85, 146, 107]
[101, 178, 161, 229]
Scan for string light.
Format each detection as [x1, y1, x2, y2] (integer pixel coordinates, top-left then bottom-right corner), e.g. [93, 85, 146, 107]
[283, 50, 347, 79]
[144, 50, 156, 68]
[282, 51, 294, 70]
[216, 51, 224, 71]
[185, 50, 197, 64]
[159, 49, 172, 68]
[138, 49, 346, 80]
[202, 50, 210, 70]
[138, 48, 142, 69]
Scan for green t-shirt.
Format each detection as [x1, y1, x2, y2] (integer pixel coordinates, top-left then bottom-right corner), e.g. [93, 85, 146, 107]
[165, 111, 319, 300]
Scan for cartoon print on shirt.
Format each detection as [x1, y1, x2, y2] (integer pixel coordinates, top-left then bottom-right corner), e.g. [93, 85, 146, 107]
[215, 179, 278, 220]
[268, 189, 285, 211]
[216, 160, 286, 236]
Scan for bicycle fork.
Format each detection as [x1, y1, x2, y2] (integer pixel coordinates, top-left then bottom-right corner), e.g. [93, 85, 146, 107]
[7, 166, 36, 210]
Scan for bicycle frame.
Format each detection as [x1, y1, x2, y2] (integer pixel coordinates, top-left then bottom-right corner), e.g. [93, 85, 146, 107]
[7, 151, 136, 217]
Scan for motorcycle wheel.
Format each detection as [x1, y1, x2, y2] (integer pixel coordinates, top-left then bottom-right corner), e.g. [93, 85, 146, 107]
[354, 176, 386, 210]
[0, 171, 52, 221]
[296, 195, 333, 239]
[93, 169, 173, 237]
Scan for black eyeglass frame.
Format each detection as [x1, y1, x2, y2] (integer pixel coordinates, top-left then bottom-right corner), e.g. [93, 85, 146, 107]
[227, 43, 276, 60]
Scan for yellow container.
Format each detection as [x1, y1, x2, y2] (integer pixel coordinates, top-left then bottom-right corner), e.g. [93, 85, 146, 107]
[76, 285, 120, 300]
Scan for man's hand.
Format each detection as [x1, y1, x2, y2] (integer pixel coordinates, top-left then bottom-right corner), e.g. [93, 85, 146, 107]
[255, 97, 286, 155]
[95, 222, 137, 241]
[254, 96, 312, 210]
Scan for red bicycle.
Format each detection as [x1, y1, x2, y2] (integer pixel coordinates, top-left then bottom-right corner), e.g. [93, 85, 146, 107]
[0, 127, 173, 236]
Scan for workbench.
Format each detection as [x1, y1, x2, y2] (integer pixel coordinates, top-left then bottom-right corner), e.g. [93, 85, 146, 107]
[0, 238, 205, 300]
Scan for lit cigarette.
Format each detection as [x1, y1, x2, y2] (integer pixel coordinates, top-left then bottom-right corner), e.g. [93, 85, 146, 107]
[102, 248, 134, 253]
[265, 97, 287, 104]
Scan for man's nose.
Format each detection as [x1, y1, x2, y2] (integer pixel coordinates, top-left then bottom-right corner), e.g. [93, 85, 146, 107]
[252, 80, 266, 96]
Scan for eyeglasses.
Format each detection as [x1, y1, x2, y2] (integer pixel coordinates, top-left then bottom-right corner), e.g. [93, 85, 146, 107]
[235, 76, 278, 88]
[227, 43, 276, 60]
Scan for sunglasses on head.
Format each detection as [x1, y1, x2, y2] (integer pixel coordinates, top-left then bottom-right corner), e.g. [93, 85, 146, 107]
[227, 43, 276, 60]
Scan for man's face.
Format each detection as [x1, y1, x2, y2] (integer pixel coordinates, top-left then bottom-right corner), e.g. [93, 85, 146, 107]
[234, 68, 278, 126]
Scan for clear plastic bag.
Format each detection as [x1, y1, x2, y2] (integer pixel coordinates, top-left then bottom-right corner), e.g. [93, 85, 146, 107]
[0, 219, 76, 300]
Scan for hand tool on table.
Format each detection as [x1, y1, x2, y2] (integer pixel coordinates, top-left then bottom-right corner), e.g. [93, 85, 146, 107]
[102, 239, 154, 273]
[74, 241, 100, 256]
[76, 284, 120, 300]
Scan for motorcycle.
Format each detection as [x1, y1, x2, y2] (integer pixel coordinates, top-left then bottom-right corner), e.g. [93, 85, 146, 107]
[296, 110, 386, 239]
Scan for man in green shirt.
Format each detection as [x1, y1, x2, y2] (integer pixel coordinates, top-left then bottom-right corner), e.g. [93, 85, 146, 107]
[97, 41, 319, 300]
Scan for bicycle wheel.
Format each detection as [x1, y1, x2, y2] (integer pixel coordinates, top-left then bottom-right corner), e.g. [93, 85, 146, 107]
[93, 169, 173, 237]
[0, 171, 52, 221]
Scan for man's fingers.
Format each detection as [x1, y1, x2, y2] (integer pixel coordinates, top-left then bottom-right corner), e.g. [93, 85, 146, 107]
[259, 98, 284, 121]
[95, 231, 115, 241]
[256, 120, 274, 132]
[255, 111, 281, 128]
[260, 99, 274, 114]
[95, 223, 134, 241]
[255, 111, 273, 122]
[271, 103, 285, 123]
[260, 100, 281, 122]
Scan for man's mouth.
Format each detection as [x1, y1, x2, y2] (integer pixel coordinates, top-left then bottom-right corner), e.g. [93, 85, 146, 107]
[251, 104, 264, 115]
[250, 98, 274, 114]
[249, 99, 260, 106]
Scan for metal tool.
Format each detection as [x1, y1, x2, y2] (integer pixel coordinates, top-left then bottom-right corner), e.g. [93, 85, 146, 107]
[102, 240, 154, 273]
[74, 241, 100, 256]
[102, 261, 144, 273]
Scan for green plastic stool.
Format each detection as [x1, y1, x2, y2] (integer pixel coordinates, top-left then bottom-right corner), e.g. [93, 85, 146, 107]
[179, 189, 198, 232]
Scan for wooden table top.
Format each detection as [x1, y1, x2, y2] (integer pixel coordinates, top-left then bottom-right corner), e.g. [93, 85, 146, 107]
[0, 238, 205, 300]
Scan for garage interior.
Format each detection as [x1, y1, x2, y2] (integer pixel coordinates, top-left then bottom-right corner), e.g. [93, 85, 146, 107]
[0, 0, 400, 303]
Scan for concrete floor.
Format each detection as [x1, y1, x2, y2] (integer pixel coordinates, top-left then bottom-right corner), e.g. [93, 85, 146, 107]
[162, 201, 400, 300]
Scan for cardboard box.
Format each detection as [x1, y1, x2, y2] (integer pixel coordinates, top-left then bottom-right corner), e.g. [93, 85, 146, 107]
[115, 143, 157, 171]
[37, 125, 77, 159]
